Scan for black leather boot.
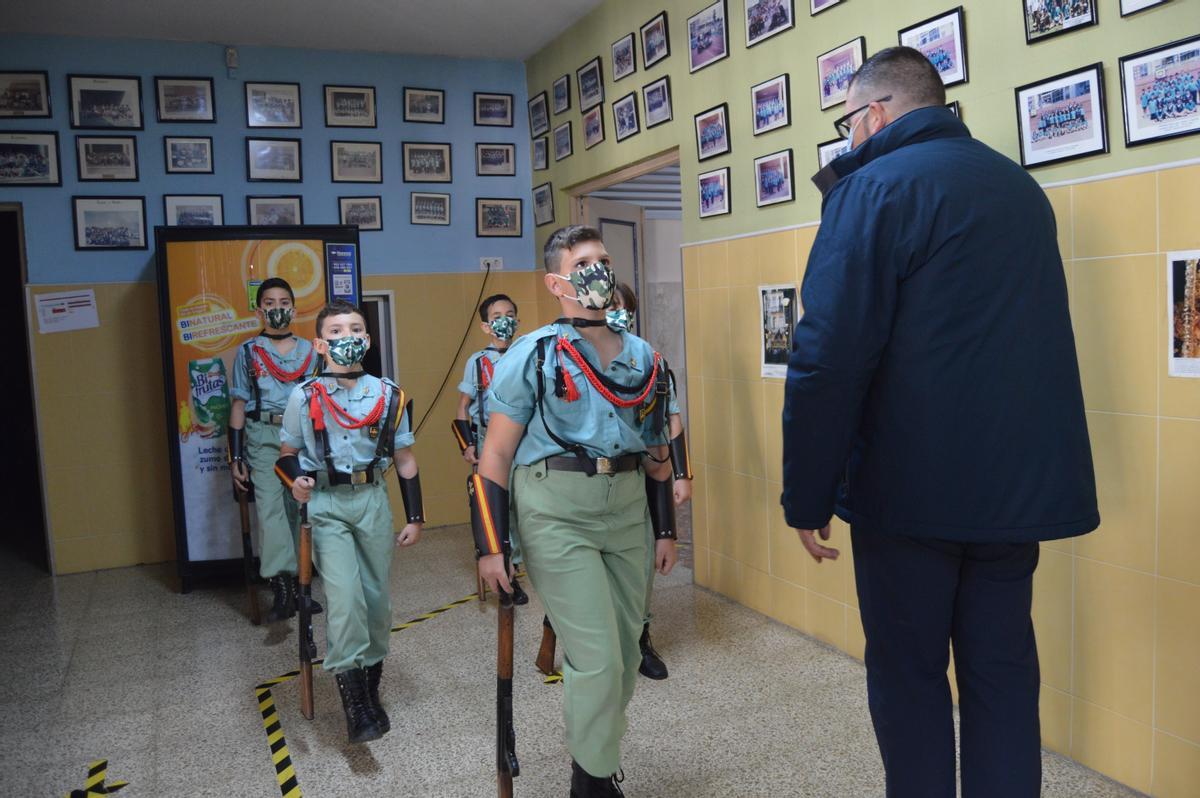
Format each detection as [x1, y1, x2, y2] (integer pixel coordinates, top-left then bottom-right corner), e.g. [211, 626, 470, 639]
[638, 623, 668, 680]
[335, 668, 383, 744]
[292, 576, 323, 614]
[364, 661, 390, 734]
[510, 576, 529, 606]
[265, 575, 295, 622]
[569, 761, 625, 797]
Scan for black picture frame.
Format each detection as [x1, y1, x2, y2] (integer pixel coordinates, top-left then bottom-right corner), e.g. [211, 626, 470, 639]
[946, 100, 962, 118]
[753, 148, 795, 207]
[528, 91, 551, 138]
[68, 74, 144, 130]
[640, 11, 672, 69]
[533, 136, 549, 170]
[75, 135, 139, 182]
[1120, 0, 1172, 16]
[323, 84, 377, 128]
[402, 141, 453, 183]
[817, 37, 866, 110]
[476, 142, 517, 176]
[476, 197, 523, 238]
[1022, 0, 1098, 45]
[810, 0, 845, 16]
[163, 136, 214, 174]
[1118, 34, 1200, 148]
[163, 194, 224, 226]
[695, 102, 731, 160]
[688, 0, 730, 74]
[612, 33, 638, 81]
[155, 76, 215, 123]
[751, 73, 791, 135]
[552, 75, 572, 114]
[583, 106, 606, 150]
[410, 192, 451, 225]
[745, 0, 795, 48]
[613, 93, 642, 142]
[816, 136, 851, 169]
[698, 166, 731, 218]
[246, 195, 304, 225]
[245, 136, 303, 182]
[643, 75, 673, 128]
[475, 92, 514, 127]
[330, 140, 382, 183]
[0, 130, 61, 186]
[533, 182, 556, 227]
[577, 57, 605, 112]
[244, 81, 302, 128]
[1013, 62, 1109, 169]
[403, 87, 445, 124]
[338, 196, 383, 231]
[72, 195, 148, 250]
[898, 6, 969, 88]
[554, 121, 573, 161]
[0, 71, 52, 118]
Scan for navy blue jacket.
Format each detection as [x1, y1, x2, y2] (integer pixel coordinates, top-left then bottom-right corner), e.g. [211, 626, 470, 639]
[781, 107, 1098, 542]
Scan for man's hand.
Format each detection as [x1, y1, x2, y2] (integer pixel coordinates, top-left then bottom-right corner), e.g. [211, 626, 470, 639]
[655, 538, 678, 576]
[232, 460, 250, 491]
[291, 476, 314, 504]
[478, 552, 514, 595]
[797, 525, 839, 563]
[462, 445, 478, 465]
[673, 478, 692, 507]
[396, 522, 422, 547]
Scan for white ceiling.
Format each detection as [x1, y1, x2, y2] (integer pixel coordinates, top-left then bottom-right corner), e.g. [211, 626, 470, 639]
[1, 0, 603, 61]
[590, 165, 682, 220]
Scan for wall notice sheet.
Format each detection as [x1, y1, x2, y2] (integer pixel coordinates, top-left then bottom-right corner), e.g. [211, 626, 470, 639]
[1169, 250, 1200, 378]
[35, 289, 100, 333]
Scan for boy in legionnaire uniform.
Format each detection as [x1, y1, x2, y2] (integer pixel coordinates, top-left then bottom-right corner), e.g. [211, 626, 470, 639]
[452, 293, 528, 604]
[229, 277, 323, 622]
[471, 225, 680, 796]
[274, 299, 425, 744]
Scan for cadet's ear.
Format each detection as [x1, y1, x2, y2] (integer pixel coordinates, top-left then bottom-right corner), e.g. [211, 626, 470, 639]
[543, 271, 564, 295]
[480, 320, 493, 336]
[313, 337, 328, 355]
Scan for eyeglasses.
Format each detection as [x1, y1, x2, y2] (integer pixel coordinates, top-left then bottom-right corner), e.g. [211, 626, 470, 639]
[833, 95, 892, 139]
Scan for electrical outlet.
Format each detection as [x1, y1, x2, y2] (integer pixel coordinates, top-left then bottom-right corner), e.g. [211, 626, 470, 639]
[225, 47, 239, 69]
[480, 257, 504, 270]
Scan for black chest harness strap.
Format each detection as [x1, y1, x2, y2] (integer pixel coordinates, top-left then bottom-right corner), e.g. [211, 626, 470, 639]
[306, 381, 403, 484]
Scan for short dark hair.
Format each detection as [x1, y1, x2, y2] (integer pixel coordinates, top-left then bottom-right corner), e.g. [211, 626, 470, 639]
[614, 282, 638, 314]
[255, 277, 295, 307]
[316, 299, 367, 336]
[479, 293, 518, 322]
[848, 46, 946, 111]
[543, 225, 603, 273]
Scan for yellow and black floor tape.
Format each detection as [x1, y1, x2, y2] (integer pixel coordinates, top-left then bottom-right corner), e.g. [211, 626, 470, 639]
[65, 758, 127, 797]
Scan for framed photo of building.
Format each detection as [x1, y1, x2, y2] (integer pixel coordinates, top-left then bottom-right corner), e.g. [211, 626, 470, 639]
[1119, 35, 1200, 147]
[1014, 63, 1108, 168]
[411, 192, 450, 225]
[760, 284, 798, 377]
[688, 1, 729, 73]
[817, 37, 865, 110]
[745, 0, 794, 48]
[613, 92, 641, 141]
[0, 71, 51, 118]
[552, 75, 572, 114]
[1121, 0, 1172, 15]
[475, 92, 514, 126]
[0, 131, 60, 186]
[751, 73, 791, 135]
[583, 106, 606, 149]
[163, 195, 224, 226]
[476, 143, 516, 176]
[533, 182, 555, 226]
[404, 87, 444, 124]
[155, 77, 214, 123]
[247, 195, 303, 226]
[577, 57, 605, 111]
[73, 195, 147, 249]
[641, 11, 672, 69]
[164, 136, 214, 174]
[533, 136, 549, 170]
[554, 121, 573, 161]
[613, 33, 638, 81]
[694, 103, 730, 160]
[754, 148, 794, 207]
[324, 85, 376, 128]
[1023, 0, 1097, 45]
[330, 140, 382, 182]
[476, 198, 522, 238]
[75, 135, 138, 181]
[68, 74, 143, 129]
[244, 82, 301, 128]
[816, 136, 850, 168]
[339, 196, 383, 231]
[698, 166, 731, 218]
[246, 137, 302, 182]
[810, 0, 845, 15]
[402, 141, 452, 182]
[528, 91, 550, 137]
[643, 76, 673, 128]
[899, 7, 968, 88]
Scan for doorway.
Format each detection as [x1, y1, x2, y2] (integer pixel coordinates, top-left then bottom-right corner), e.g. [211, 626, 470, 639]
[360, 291, 397, 381]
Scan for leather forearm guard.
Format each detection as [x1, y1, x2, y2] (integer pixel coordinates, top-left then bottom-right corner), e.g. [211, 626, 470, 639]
[668, 431, 693, 481]
[274, 454, 304, 489]
[450, 419, 476, 454]
[398, 472, 425, 524]
[468, 473, 510, 558]
[228, 426, 246, 464]
[646, 476, 677, 540]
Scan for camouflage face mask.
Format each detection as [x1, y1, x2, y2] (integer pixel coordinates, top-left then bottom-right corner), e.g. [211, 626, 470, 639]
[554, 261, 616, 310]
[264, 307, 294, 330]
[325, 335, 369, 367]
[606, 308, 632, 333]
[489, 315, 517, 341]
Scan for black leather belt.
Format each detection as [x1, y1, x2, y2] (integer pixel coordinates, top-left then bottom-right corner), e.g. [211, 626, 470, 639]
[544, 454, 640, 475]
[247, 410, 285, 425]
[315, 468, 381, 487]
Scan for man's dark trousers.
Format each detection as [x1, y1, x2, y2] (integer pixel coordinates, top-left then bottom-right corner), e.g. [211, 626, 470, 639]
[851, 527, 1042, 798]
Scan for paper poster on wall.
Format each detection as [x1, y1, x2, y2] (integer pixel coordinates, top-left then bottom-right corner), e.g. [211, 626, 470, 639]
[326, 242, 360, 304]
[35, 289, 100, 333]
[760, 283, 797, 379]
[1168, 250, 1200, 378]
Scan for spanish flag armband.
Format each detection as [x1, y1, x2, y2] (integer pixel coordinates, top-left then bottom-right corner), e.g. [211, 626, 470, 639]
[451, 419, 476, 454]
[467, 473, 510, 558]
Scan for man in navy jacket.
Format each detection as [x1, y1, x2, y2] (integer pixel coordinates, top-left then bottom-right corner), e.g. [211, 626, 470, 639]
[782, 47, 1098, 798]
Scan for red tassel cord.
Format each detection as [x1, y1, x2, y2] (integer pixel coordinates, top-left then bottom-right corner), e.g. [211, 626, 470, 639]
[307, 381, 386, 431]
[254, 345, 314, 383]
[555, 337, 660, 408]
[480, 357, 494, 389]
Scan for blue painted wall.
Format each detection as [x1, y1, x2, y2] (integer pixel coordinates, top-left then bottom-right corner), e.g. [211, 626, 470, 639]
[0, 35, 534, 284]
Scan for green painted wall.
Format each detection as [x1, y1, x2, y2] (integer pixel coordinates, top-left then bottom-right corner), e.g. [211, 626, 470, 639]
[525, 0, 1198, 245]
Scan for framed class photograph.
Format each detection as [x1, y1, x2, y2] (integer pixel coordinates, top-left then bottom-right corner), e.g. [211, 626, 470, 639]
[533, 182, 555, 227]
[1119, 35, 1200, 147]
[411, 192, 450, 225]
[613, 92, 642, 142]
[247, 195, 303, 226]
[698, 166, 731, 218]
[402, 141, 452, 182]
[246, 137, 302, 182]
[810, 0, 845, 15]
[554, 121, 573, 161]
[476, 197, 522, 238]
[695, 102, 730, 160]
[751, 73, 790, 135]
[899, 7, 968, 88]
[817, 37, 865, 110]
[583, 106, 606, 149]
[330, 140, 382, 183]
[816, 136, 851, 168]
[339, 196, 383, 231]
[324, 85, 376, 128]
[73, 195, 147, 250]
[155, 77, 214, 123]
[688, 1, 729, 73]
[533, 136, 549, 170]
[1014, 62, 1108, 168]
[244, 81, 301, 128]
[1023, 0, 1097, 45]
[552, 74, 572, 114]
[164, 136, 214, 174]
[75, 135, 138, 182]
[641, 11, 672, 69]
[404, 87, 444, 124]
[754, 148, 794, 207]
[0, 131, 61, 186]
[476, 142, 516, 176]
[0, 71, 51, 118]
[745, 0, 794, 48]
[613, 33, 638, 81]
[1121, 0, 1171, 15]
[475, 92, 514, 127]
[163, 194, 224, 226]
[643, 76, 673, 128]
[577, 57, 605, 112]
[528, 91, 550, 138]
[68, 74, 143, 129]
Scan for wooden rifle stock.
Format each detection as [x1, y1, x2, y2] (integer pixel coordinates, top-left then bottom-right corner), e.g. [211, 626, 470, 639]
[535, 615, 557, 676]
[237, 486, 261, 626]
[298, 504, 315, 720]
[497, 559, 518, 797]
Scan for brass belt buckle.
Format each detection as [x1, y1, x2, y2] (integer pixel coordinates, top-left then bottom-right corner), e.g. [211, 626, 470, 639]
[351, 470, 369, 485]
[595, 457, 615, 475]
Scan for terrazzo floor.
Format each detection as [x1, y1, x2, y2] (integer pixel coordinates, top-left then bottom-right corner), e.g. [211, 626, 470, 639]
[0, 526, 1145, 797]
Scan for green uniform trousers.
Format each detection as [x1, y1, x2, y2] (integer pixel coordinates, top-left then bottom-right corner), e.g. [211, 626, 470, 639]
[308, 479, 395, 673]
[513, 462, 649, 777]
[245, 419, 301, 579]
